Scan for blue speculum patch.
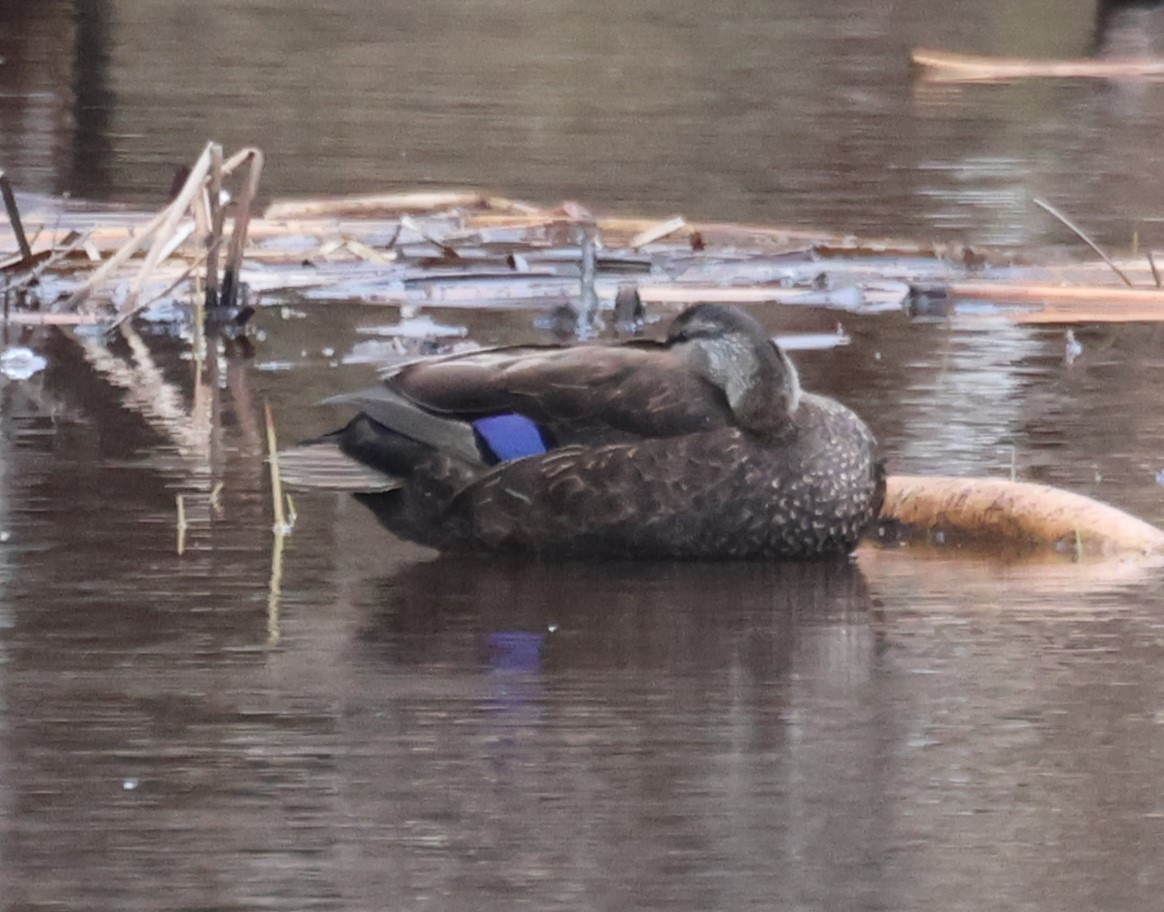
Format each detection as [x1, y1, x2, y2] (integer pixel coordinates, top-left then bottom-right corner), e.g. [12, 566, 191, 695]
[472, 414, 548, 462]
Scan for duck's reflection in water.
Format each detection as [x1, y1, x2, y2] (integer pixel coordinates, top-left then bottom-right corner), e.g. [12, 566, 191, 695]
[334, 557, 894, 910]
[361, 555, 875, 676]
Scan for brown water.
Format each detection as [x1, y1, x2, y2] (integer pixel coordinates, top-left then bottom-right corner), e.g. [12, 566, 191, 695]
[6, 2, 1164, 910]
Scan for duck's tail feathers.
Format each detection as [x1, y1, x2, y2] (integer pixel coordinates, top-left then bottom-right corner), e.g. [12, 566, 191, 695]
[325, 386, 481, 465]
[275, 440, 401, 492]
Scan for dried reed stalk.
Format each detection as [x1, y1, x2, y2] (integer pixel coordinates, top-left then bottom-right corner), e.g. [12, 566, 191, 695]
[264, 401, 287, 532]
[0, 171, 33, 267]
[1033, 198, 1133, 287]
[203, 143, 225, 308]
[221, 148, 263, 309]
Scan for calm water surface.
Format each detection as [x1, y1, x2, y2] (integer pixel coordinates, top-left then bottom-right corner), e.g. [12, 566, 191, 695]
[5, 2, 1164, 910]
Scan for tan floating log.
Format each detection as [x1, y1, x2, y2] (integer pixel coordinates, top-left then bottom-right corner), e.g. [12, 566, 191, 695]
[912, 48, 1164, 81]
[878, 475, 1164, 556]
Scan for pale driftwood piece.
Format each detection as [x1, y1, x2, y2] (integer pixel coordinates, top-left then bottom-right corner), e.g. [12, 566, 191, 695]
[638, 282, 909, 309]
[879, 475, 1164, 556]
[429, 210, 932, 258]
[912, 47, 1164, 81]
[343, 238, 393, 264]
[639, 286, 805, 304]
[264, 191, 515, 221]
[599, 216, 828, 246]
[629, 215, 687, 249]
[462, 195, 543, 214]
[3, 311, 103, 325]
[400, 214, 459, 257]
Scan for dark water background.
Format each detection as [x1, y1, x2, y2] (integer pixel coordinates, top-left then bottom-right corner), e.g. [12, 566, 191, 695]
[6, 2, 1164, 910]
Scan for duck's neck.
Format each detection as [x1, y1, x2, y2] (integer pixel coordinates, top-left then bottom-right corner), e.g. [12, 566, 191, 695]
[720, 340, 801, 435]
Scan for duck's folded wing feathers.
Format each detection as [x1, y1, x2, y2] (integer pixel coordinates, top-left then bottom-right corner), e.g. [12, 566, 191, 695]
[388, 344, 733, 442]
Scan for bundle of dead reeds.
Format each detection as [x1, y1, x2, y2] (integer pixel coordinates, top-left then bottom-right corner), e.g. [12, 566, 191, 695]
[7, 141, 1164, 326]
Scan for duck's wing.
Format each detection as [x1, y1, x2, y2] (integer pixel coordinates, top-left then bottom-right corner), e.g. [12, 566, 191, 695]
[385, 342, 733, 443]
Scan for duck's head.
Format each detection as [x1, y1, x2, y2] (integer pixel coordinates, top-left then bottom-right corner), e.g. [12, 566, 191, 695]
[667, 303, 801, 433]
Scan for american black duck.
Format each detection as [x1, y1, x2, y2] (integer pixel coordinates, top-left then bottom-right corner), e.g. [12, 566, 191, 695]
[280, 303, 885, 559]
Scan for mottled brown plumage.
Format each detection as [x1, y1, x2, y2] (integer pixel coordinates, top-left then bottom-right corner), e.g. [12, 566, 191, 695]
[281, 303, 885, 559]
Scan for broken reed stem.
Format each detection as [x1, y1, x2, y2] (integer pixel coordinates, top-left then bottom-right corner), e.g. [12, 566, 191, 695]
[176, 494, 186, 556]
[629, 215, 687, 250]
[65, 143, 215, 312]
[264, 401, 287, 532]
[577, 222, 599, 328]
[1033, 198, 1134, 287]
[120, 143, 216, 314]
[0, 171, 33, 267]
[204, 144, 225, 308]
[108, 238, 220, 331]
[10, 229, 91, 293]
[71, 141, 257, 327]
[221, 148, 263, 310]
[65, 209, 169, 309]
[264, 397, 286, 647]
[1149, 249, 1162, 289]
[400, 213, 460, 259]
[267, 529, 284, 647]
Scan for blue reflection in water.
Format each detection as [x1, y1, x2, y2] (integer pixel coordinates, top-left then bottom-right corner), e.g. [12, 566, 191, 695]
[486, 630, 545, 674]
